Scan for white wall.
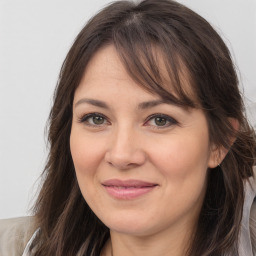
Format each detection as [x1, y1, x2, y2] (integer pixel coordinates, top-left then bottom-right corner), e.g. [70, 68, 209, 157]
[0, 0, 255, 219]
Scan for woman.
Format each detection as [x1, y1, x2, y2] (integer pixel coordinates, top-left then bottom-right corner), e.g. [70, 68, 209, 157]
[0, 0, 255, 255]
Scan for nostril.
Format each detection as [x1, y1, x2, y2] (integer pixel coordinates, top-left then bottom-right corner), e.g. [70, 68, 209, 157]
[104, 150, 146, 170]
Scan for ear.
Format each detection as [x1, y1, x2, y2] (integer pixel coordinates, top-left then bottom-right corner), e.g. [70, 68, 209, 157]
[208, 118, 239, 168]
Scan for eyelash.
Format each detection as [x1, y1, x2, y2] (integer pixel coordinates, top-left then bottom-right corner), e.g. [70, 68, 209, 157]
[78, 112, 178, 129]
[78, 112, 109, 127]
[144, 113, 178, 129]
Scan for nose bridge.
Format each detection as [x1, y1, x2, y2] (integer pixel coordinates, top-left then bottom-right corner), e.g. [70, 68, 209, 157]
[105, 122, 146, 169]
[113, 122, 134, 150]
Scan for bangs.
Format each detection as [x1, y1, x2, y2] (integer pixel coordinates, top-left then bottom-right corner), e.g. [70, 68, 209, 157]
[112, 12, 197, 108]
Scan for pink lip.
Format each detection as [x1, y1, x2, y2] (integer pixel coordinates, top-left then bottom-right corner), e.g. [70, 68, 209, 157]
[102, 179, 158, 200]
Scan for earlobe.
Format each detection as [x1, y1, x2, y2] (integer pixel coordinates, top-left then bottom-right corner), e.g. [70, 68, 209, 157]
[208, 118, 239, 169]
[208, 145, 228, 169]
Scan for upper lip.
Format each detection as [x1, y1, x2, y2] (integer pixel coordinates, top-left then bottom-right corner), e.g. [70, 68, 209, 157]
[102, 179, 158, 187]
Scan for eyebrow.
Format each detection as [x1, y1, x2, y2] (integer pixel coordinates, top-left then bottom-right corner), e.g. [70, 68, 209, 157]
[74, 98, 109, 109]
[74, 98, 176, 109]
[138, 100, 174, 109]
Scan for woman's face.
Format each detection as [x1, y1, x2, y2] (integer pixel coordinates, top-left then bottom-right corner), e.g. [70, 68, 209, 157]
[70, 45, 218, 237]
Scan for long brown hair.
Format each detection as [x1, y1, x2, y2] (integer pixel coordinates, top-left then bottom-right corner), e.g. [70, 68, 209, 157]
[31, 0, 256, 255]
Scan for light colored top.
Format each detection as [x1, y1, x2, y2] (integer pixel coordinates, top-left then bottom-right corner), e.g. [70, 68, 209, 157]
[1, 171, 256, 256]
[0, 216, 36, 256]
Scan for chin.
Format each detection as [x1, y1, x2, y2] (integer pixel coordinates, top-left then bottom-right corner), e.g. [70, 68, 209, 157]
[100, 212, 164, 237]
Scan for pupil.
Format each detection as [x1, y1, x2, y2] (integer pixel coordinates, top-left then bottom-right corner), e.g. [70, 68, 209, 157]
[93, 116, 104, 124]
[155, 117, 166, 126]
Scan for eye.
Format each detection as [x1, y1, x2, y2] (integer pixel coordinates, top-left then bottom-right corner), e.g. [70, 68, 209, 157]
[78, 113, 109, 126]
[144, 114, 178, 128]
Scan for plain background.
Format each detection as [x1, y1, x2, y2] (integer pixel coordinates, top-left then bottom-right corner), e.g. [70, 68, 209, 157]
[0, 0, 255, 219]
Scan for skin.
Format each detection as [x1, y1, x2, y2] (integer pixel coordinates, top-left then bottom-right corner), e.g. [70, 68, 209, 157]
[70, 45, 223, 256]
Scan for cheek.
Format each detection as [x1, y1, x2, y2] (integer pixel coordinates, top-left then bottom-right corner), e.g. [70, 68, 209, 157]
[70, 129, 106, 211]
[70, 129, 105, 176]
[149, 134, 210, 220]
[149, 131, 210, 182]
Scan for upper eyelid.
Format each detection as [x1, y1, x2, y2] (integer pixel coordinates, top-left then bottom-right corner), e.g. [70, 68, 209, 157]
[145, 113, 177, 123]
[143, 114, 179, 130]
[78, 112, 109, 123]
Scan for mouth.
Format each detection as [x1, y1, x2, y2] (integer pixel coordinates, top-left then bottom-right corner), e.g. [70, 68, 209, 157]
[102, 179, 158, 200]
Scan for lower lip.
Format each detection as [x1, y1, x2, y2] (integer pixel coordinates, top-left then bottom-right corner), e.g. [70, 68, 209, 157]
[103, 185, 157, 200]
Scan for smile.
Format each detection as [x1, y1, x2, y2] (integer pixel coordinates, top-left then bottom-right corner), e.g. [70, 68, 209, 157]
[102, 179, 158, 200]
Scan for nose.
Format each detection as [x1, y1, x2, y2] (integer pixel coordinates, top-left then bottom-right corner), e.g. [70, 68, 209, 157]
[104, 126, 147, 170]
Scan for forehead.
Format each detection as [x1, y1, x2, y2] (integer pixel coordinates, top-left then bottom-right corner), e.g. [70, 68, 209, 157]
[76, 44, 198, 107]
[81, 45, 129, 82]
[74, 45, 159, 103]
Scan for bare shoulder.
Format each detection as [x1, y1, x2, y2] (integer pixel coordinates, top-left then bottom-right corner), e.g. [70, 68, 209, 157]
[0, 216, 37, 256]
